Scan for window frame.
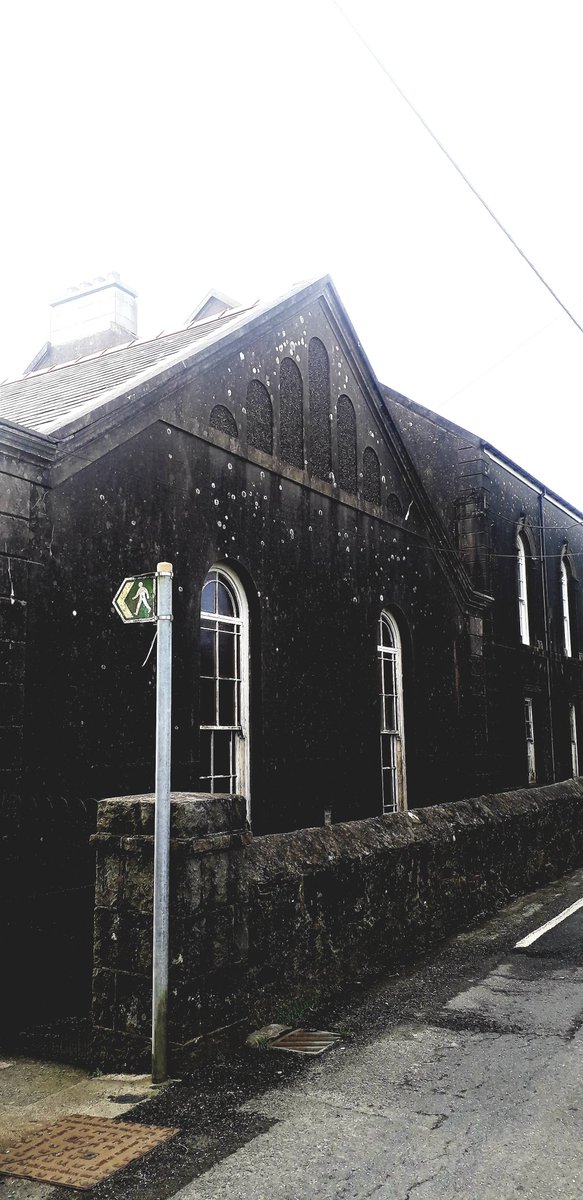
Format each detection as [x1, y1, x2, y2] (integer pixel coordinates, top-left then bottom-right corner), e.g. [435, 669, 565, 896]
[524, 696, 536, 784]
[378, 611, 407, 814]
[569, 703, 579, 778]
[199, 563, 250, 820]
[516, 529, 530, 646]
[561, 553, 573, 658]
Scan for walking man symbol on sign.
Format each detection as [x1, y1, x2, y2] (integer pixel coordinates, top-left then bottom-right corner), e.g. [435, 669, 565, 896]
[134, 581, 153, 617]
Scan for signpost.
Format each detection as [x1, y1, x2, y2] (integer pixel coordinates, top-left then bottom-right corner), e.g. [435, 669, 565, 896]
[112, 574, 157, 624]
[113, 562, 173, 1084]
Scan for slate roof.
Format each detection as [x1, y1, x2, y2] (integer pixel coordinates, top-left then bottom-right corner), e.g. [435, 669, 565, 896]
[0, 305, 254, 435]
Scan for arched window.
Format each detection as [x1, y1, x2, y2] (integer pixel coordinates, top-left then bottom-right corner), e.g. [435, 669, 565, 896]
[516, 530, 530, 645]
[363, 446, 381, 506]
[561, 553, 574, 657]
[308, 337, 331, 480]
[378, 612, 407, 813]
[199, 565, 250, 814]
[280, 357, 304, 468]
[209, 404, 238, 439]
[247, 380, 273, 455]
[337, 395, 357, 493]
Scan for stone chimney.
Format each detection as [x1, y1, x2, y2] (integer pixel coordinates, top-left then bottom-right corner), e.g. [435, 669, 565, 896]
[25, 273, 138, 374]
[50, 273, 137, 345]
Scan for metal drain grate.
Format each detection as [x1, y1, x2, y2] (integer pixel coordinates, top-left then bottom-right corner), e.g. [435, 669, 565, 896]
[269, 1029, 341, 1056]
[0, 1115, 178, 1191]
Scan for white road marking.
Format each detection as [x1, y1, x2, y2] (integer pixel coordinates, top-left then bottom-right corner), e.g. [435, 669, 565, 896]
[515, 897, 583, 948]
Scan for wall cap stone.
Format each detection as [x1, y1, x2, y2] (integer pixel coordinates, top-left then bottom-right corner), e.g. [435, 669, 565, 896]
[95, 792, 248, 838]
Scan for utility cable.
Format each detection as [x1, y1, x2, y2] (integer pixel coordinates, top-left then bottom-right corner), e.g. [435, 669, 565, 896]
[440, 310, 578, 408]
[330, 0, 583, 338]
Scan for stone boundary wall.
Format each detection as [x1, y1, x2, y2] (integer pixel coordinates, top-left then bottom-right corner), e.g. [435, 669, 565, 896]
[92, 780, 583, 1072]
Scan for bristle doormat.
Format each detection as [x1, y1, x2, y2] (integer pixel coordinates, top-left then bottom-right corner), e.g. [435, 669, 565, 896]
[0, 1114, 178, 1190]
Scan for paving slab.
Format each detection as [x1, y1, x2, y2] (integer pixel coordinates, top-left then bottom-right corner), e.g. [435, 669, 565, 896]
[0, 1057, 162, 1152]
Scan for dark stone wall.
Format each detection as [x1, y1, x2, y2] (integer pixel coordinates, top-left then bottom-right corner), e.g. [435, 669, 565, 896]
[91, 781, 583, 1072]
[7, 300, 487, 1033]
[0, 450, 83, 1033]
[484, 465, 583, 792]
[24, 350, 473, 836]
[0, 449, 96, 1034]
[246, 780, 583, 1020]
[383, 388, 476, 541]
[92, 793, 250, 1071]
[0, 462, 34, 803]
[381, 389, 583, 797]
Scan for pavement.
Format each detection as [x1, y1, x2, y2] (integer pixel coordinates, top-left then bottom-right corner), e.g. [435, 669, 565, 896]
[0, 1062, 163, 1154]
[0, 1062, 164, 1198]
[1, 866, 583, 1198]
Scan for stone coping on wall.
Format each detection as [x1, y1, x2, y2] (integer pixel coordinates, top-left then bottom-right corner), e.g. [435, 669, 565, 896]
[247, 781, 583, 880]
[95, 792, 248, 839]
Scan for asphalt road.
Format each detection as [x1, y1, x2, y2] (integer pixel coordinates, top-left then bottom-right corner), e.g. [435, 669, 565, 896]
[2, 867, 583, 1200]
[170, 869, 583, 1200]
[515, 902, 583, 962]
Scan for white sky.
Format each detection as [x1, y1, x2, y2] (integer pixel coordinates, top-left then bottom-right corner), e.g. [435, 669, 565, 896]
[1, 0, 582, 507]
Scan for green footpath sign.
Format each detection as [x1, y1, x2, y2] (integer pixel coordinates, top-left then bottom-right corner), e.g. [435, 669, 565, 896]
[113, 574, 156, 623]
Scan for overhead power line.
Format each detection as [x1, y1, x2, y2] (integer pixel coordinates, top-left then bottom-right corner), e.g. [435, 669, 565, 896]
[330, 0, 583, 338]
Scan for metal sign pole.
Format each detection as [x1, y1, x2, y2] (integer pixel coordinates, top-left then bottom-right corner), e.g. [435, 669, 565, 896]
[152, 561, 173, 1084]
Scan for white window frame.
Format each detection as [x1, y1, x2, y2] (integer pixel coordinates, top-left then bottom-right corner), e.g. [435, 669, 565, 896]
[524, 696, 536, 784]
[199, 563, 250, 822]
[569, 703, 579, 778]
[561, 555, 572, 658]
[517, 531, 530, 645]
[378, 611, 407, 814]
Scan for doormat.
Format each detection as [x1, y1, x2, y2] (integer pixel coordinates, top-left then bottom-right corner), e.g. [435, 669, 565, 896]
[269, 1029, 341, 1055]
[0, 1115, 178, 1191]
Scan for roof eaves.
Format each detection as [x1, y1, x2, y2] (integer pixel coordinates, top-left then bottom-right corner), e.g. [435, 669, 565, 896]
[483, 444, 583, 522]
[0, 416, 56, 464]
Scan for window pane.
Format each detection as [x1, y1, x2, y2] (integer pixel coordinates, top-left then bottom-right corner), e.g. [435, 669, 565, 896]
[218, 629, 236, 679]
[524, 699, 533, 740]
[381, 733, 395, 769]
[213, 731, 232, 777]
[200, 626, 215, 678]
[219, 679, 237, 726]
[201, 579, 216, 614]
[217, 580, 235, 617]
[200, 678, 215, 725]
[383, 694, 397, 732]
[383, 775, 396, 812]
